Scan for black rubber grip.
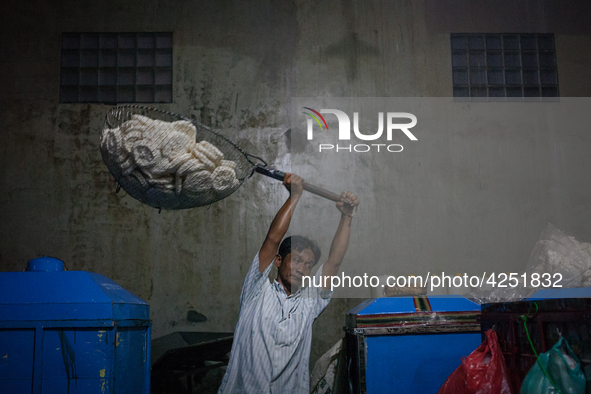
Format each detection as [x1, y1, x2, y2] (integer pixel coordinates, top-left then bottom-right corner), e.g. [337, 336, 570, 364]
[255, 164, 286, 181]
[254, 164, 342, 202]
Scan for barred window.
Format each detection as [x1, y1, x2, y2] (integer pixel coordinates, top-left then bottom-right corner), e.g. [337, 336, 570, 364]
[60, 32, 173, 104]
[451, 33, 558, 100]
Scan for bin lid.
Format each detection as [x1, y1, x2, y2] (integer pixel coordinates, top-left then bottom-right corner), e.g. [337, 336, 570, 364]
[346, 296, 480, 330]
[0, 269, 148, 322]
[26, 256, 65, 272]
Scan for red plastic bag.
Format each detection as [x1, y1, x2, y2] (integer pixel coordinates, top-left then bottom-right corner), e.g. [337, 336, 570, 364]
[438, 329, 513, 394]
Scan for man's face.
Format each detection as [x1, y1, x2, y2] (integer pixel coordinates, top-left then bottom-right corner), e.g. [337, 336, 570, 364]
[275, 248, 316, 294]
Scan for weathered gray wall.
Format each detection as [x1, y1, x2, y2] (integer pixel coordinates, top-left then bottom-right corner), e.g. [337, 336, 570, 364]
[1, 0, 591, 371]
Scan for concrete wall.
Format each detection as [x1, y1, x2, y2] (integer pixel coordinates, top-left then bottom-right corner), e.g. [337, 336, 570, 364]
[1, 0, 591, 371]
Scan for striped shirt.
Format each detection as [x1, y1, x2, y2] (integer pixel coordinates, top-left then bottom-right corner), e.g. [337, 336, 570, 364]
[218, 252, 333, 394]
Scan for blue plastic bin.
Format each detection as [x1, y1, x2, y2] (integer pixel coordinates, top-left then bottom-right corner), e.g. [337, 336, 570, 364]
[0, 257, 151, 394]
[345, 295, 482, 394]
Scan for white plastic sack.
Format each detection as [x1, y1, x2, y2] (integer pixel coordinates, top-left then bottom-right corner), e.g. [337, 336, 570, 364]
[310, 339, 343, 394]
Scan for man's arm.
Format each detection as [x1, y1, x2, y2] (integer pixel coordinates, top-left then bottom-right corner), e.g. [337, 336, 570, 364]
[321, 191, 359, 288]
[258, 173, 304, 273]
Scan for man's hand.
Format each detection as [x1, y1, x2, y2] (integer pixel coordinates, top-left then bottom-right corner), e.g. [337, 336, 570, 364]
[336, 191, 359, 217]
[283, 173, 304, 197]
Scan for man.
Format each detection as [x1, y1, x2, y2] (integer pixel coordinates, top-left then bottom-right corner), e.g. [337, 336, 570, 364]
[218, 173, 358, 394]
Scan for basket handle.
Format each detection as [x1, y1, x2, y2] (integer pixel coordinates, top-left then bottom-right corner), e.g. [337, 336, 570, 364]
[254, 164, 342, 202]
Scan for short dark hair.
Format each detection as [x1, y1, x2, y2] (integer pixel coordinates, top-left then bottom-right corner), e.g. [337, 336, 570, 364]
[277, 236, 321, 265]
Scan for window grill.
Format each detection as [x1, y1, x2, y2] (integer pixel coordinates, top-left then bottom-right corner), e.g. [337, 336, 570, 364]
[451, 33, 559, 100]
[60, 32, 173, 104]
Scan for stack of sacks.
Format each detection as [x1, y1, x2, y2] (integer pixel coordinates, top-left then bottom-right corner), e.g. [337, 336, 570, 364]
[101, 114, 239, 205]
[528, 224, 591, 288]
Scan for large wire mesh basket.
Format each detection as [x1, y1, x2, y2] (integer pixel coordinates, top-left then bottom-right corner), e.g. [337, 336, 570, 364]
[100, 105, 258, 210]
